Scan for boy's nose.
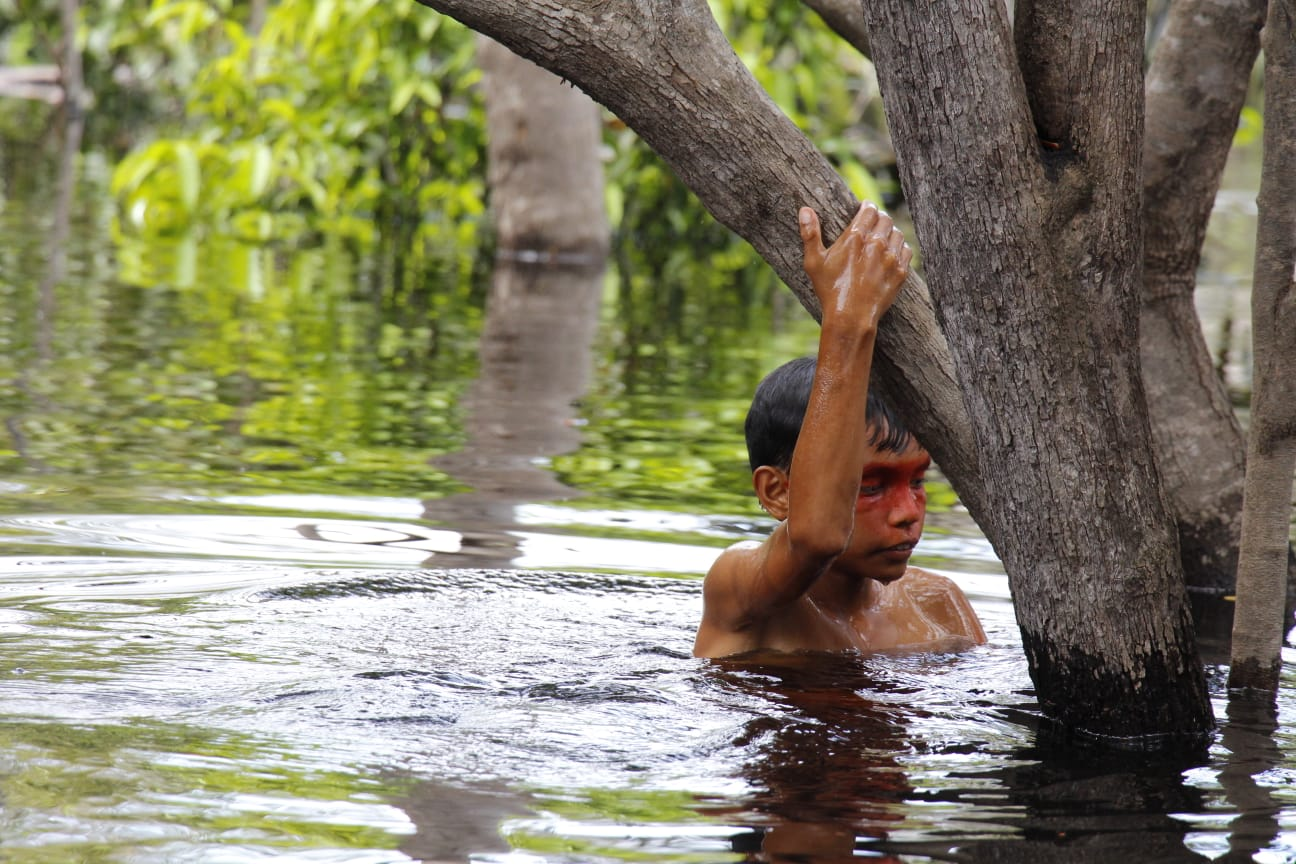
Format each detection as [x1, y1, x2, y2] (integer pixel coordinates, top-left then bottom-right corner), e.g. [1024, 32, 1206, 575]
[889, 489, 923, 526]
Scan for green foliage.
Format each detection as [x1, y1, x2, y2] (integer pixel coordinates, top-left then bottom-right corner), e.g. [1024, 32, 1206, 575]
[101, 0, 882, 264]
[604, 0, 887, 296]
[710, 0, 887, 203]
[110, 0, 485, 252]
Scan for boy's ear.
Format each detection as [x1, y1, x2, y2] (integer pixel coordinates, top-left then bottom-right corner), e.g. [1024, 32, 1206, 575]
[752, 465, 790, 521]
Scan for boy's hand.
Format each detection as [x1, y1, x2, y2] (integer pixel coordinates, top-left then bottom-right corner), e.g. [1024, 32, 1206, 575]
[799, 201, 912, 330]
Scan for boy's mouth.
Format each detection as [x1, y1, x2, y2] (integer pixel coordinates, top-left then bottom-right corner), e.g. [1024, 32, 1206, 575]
[879, 541, 917, 555]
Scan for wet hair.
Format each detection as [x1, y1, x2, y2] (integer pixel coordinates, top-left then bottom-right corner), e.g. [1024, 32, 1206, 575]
[744, 356, 916, 473]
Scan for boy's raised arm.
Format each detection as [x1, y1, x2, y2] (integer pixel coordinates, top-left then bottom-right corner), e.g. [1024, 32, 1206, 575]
[699, 202, 911, 638]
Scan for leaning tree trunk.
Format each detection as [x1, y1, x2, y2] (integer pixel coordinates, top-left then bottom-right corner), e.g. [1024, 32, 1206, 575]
[860, 0, 1212, 742]
[1228, 0, 1296, 698]
[416, 0, 989, 525]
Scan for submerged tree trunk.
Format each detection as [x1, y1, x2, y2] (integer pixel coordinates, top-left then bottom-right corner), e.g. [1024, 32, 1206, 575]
[419, 0, 1219, 742]
[860, 0, 1211, 742]
[1228, 0, 1296, 698]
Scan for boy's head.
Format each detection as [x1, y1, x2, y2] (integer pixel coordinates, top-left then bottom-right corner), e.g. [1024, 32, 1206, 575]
[744, 356, 916, 474]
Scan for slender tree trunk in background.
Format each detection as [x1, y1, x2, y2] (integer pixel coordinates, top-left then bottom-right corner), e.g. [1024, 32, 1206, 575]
[57, 0, 82, 115]
[1228, 0, 1296, 698]
[422, 38, 608, 566]
[861, 0, 1211, 742]
[477, 36, 608, 262]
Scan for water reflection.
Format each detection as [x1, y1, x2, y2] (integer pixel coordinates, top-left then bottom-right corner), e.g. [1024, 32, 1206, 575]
[705, 653, 913, 863]
[694, 651, 1279, 864]
[423, 260, 605, 567]
[1219, 699, 1283, 861]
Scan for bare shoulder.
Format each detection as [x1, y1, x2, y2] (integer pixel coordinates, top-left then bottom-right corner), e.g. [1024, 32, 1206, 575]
[694, 541, 765, 658]
[701, 540, 763, 605]
[897, 566, 987, 644]
[899, 566, 962, 595]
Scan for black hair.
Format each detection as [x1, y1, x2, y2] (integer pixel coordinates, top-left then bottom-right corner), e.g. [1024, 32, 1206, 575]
[743, 356, 916, 473]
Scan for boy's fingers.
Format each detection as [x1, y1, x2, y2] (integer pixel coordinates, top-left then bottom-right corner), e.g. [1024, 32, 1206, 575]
[872, 209, 895, 239]
[848, 201, 880, 237]
[799, 207, 825, 269]
[887, 229, 907, 257]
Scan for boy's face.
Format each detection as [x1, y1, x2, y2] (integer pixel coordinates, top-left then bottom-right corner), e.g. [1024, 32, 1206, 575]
[841, 440, 930, 582]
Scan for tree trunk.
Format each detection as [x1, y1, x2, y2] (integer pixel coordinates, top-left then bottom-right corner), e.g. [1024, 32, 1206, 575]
[1228, 0, 1296, 698]
[477, 35, 609, 263]
[800, 0, 1291, 610]
[418, 0, 1219, 742]
[861, 0, 1211, 742]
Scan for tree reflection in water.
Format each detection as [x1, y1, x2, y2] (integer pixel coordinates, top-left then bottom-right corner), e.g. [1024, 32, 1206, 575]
[693, 649, 1286, 864]
[422, 260, 605, 567]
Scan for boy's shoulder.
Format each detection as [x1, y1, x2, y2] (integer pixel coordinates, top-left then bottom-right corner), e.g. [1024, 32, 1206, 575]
[887, 566, 986, 645]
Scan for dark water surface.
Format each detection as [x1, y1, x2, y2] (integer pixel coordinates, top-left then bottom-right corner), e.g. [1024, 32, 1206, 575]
[1, 120, 1294, 862]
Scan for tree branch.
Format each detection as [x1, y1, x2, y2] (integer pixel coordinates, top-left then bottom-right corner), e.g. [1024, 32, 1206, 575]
[800, 0, 870, 57]
[416, 0, 986, 521]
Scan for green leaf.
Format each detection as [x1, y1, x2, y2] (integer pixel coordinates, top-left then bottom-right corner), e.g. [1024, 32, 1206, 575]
[172, 142, 202, 214]
[389, 80, 418, 116]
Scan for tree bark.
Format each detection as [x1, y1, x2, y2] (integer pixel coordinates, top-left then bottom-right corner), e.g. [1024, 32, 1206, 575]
[416, 0, 988, 525]
[1228, 0, 1296, 698]
[863, 0, 1211, 742]
[1140, 0, 1276, 603]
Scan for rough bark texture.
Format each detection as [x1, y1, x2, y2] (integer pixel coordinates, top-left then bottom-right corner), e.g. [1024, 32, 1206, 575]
[1228, 0, 1296, 697]
[478, 36, 609, 263]
[1141, 0, 1275, 602]
[417, 0, 987, 525]
[863, 0, 1211, 742]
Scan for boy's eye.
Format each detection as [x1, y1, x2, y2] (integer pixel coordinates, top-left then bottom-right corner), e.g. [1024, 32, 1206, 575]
[859, 484, 883, 496]
[910, 476, 927, 489]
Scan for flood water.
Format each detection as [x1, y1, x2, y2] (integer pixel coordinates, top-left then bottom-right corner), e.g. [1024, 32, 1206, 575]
[1, 112, 1294, 863]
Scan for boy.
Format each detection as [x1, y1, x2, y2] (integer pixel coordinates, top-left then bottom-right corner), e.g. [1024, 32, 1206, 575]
[693, 202, 985, 658]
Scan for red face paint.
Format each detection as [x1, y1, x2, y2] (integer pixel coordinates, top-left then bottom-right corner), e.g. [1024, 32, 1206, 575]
[851, 446, 931, 579]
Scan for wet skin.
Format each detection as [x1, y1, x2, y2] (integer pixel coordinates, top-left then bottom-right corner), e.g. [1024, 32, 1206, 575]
[692, 202, 985, 659]
[693, 439, 984, 657]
